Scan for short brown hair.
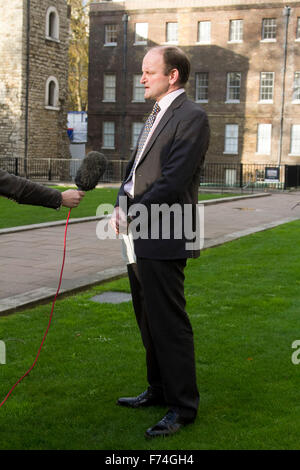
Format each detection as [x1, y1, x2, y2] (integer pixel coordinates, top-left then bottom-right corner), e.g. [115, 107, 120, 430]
[151, 46, 191, 86]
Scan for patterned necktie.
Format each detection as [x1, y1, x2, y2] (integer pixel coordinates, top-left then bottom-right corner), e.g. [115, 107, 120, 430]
[125, 102, 161, 183]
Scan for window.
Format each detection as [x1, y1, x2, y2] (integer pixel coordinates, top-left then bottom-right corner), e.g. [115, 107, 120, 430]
[226, 72, 241, 102]
[229, 20, 243, 42]
[105, 24, 117, 45]
[166, 22, 178, 43]
[45, 76, 59, 109]
[296, 18, 300, 40]
[195, 72, 208, 102]
[45, 6, 59, 41]
[132, 74, 145, 102]
[135, 23, 148, 44]
[132, 122, 144, 148]
[293, 72, 300, 102]
[262, 18, 276, 40]
[197, 21, 211, 44]
[257, 123, 272, 154]
[103, 74, 116, 102]
[259, 72, 274, 102]
[224, 124, 239, 154]
[290, 125, 300, 155]
[102, 122, 115, 149]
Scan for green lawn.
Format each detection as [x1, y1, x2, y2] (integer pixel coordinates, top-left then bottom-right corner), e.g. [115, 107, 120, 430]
[0, 187, 238, 229]
[1, 220, 300, 449]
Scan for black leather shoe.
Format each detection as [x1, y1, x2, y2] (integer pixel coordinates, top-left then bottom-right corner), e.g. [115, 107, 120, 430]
[145, 409, 194, 438]
[117, 389, 165, 408]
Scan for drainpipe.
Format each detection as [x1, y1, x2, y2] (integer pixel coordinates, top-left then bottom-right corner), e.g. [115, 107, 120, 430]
[24, 0, 31, 177]
[121, 13, 129, 161]
[278, 5, 291, 166]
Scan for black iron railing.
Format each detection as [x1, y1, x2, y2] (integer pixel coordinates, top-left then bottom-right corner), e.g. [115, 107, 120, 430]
[1, 157, 298, 190]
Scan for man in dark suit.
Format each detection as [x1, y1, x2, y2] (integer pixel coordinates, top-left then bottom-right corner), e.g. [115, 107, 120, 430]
[112, 45, 210, 438]
[0, 169, 84, 208]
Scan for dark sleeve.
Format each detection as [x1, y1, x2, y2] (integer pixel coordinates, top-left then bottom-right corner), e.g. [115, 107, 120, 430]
[0, 170, 62, 209]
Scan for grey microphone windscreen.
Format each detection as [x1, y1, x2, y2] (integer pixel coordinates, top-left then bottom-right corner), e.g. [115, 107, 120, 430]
[75, 151, 107, 191]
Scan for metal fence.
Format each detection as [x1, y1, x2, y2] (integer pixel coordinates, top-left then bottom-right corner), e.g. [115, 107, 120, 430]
[0, 157, 128, 184]
[0, 157, 294, 190]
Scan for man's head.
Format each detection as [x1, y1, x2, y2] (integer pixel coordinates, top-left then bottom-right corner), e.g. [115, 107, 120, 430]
[141, 46, 190, 102]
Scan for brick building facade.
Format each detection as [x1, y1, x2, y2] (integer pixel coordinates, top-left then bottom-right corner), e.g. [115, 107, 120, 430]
[0, 0, 70, 165]
[88, 0, 300, 167]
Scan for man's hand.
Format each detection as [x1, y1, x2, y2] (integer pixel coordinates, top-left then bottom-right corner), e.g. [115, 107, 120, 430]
[110, 206, 128, 234]
[61, 189, 85, 208]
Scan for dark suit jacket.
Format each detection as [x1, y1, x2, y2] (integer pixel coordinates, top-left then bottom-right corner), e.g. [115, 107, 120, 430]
[116, 92, 210, 260]
[0, 169, 62, 209]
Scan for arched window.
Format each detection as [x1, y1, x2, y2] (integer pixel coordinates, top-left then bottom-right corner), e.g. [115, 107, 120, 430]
[45, 76, 59, 109]
[45, 6, 59, 41]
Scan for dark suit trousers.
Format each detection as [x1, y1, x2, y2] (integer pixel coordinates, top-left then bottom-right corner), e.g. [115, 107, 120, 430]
[127, 257, 199, 420]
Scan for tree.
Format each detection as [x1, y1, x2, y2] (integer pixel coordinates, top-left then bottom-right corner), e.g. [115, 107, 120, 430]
[67, 0, 90, 111]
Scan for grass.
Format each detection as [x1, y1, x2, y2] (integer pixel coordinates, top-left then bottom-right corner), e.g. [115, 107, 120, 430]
[1, 220, 300, 449]
[0, 187, 238, 229]
[0, 187, 119, 229]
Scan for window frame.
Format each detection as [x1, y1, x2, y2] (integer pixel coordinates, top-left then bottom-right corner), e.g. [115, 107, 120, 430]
[257, 123, 272, 155]
[105, 24, 118, 46]
[166, 22, 178, 44]
[226, 72, 241, 103]
[228, 19, 243, 43]
[132, 74, 145, 102]
[259, 72, 274, 103]
[103, 73, 116, 102]
[224, 124, 239, 155]
[45, 6, 60, 42]
[195, 72, 209, 103]
[261, 18, 277, 42]
[134, 23, 148, 45]
[290, 124, 300, 155]
[197, 21, 211, 44]
[45, 76, 59, 110]
[102, 121, 115, 149]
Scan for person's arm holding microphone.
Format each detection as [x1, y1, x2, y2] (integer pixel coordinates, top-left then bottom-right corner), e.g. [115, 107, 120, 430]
[0, 169, 84, 209]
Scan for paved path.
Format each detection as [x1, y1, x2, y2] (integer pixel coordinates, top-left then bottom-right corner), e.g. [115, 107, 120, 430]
[1, 191, 300, 314]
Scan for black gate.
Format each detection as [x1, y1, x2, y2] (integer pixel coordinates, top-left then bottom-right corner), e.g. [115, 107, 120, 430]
[285, 165, 300, 189]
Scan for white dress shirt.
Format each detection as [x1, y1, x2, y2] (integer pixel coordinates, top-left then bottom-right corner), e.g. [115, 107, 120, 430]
[124, 88, 185, 199]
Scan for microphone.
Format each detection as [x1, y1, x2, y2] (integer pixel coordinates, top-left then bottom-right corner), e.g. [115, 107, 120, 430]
[75, 151, 108, 191]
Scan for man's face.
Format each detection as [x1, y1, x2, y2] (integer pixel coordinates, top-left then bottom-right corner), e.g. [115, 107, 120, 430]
[140, 49, 171, 102]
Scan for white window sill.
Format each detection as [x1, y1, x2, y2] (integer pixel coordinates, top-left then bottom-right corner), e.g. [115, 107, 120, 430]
[196, 41, 211, 45]
[104, 43, 117, 47]
[45, 105, 60, 111]
[223, 152, 239, 155]
[260, 39, 276, 43]
[292, 100, 300, 104]
[134, 41, 147, 46]
[295, 39, 300, 42]
[101, 146, 115, 150]
[228, 40, 243, 44]
[288, 153, 300, 156]
[255, 152, 271, 156]
[225, 100, 240, 104]
[195, 100, 208, 103]
[164, 41, 178, 45]
[102, 100, 116, 103]
[45, 36, 60, 43]
[258, 100, 273, 104]
[131, 100, 145, 103]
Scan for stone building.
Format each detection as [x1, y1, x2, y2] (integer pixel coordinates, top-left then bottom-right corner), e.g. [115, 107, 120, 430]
[0, 0, 70, 171]
[88, 0, 300, 170]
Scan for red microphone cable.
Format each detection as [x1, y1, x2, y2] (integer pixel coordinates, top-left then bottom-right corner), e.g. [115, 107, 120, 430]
[0, 209, 72, 409]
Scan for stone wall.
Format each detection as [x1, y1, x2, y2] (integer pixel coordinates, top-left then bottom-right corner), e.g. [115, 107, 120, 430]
[0, 0, 24, 158]
[0, 0, 70, 163]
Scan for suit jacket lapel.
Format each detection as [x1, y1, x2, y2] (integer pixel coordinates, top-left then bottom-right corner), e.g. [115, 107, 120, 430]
[136, 92, 187, 169]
